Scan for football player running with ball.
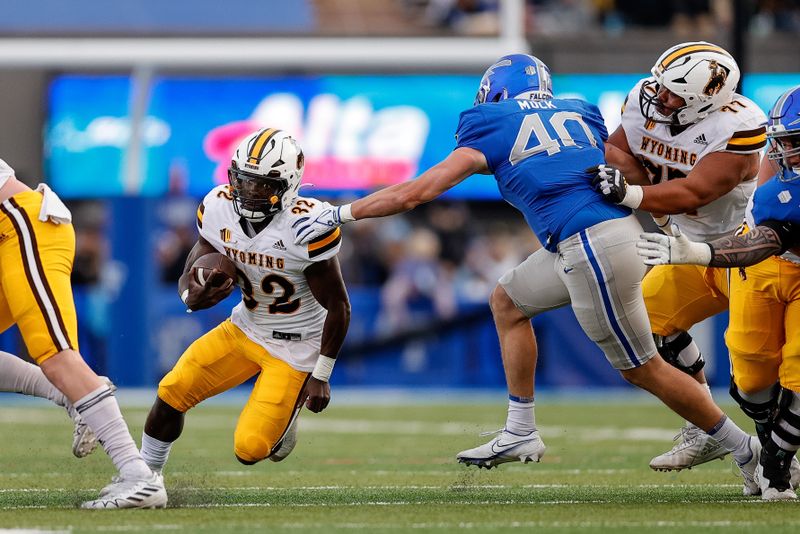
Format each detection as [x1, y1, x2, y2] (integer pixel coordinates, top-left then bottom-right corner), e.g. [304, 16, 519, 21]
[592, 42, 767, 472]
[292, 54, 760, 490]
[139, 129, 350, 475]
[637, 85, 800, 500]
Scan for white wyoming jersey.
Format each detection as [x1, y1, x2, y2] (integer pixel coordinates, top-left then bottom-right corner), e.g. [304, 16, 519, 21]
[621, 78, 767, 241]
[197, 185, 342, 372]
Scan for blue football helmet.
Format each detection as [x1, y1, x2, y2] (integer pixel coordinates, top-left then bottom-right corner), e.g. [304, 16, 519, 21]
[767, 84, 800, 181]
[474, 54, 553, 106]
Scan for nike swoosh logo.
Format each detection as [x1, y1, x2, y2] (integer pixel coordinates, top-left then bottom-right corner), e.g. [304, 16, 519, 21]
[491, 439, 533, 453]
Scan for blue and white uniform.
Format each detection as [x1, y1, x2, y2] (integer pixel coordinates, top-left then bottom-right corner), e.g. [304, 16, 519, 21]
[456, 97, 656, 370]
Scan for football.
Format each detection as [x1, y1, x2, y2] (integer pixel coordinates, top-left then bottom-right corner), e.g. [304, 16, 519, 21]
[192, 252, 237, 287]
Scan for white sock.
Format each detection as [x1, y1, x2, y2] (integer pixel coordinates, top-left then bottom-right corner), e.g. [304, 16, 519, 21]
[75, 385, 151, 480]
[506, 395, 536, 435]
[141, 432, 173, 472]
[707, 415, 752, 465]
[686, 384, 713, 428]
[0, 351, 66, 406]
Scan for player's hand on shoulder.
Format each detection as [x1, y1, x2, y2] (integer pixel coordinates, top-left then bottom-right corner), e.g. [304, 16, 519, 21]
[292, 200, 351, 246]
[303, 377, 331, 413]
[589, 164, 628, 204]
[179, 268, 235, 312]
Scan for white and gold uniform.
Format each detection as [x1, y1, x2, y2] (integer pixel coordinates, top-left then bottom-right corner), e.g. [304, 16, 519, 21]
[621, 79, 767, 335]
[158, 185, 342, 463]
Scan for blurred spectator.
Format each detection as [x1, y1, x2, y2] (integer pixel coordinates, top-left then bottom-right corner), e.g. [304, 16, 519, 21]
[420, 0, 500, 35]
[70, 201, 108, 286]
[378, 227, 457, 334]
[156, 197, 199, 284]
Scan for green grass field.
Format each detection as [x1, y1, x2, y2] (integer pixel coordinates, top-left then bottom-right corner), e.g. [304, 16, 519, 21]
[1, 393, 799, 533]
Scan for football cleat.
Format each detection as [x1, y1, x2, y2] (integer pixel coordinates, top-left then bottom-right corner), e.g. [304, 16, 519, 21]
[649, 423, 728, 471]
[737, 436, 762, 497]
[82, 471, 167, 509]
[756, 462, 797, 501]
[269, 417, 298, 463]
[791, 455, 800, 488]
[68, 376, 117, 458]
[456, 429, 545, 469]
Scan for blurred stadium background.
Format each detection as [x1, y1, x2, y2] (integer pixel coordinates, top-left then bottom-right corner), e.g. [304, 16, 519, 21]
[0, 0, 799, 394]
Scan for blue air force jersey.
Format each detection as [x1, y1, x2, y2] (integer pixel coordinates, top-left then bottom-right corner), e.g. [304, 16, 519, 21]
[747, 170, 800, 259]
[455, 98, 630, 251]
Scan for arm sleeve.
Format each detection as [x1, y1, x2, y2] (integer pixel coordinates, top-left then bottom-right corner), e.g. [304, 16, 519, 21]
[456, 107, 498, 172]
[723, 125, 767, 154]
[760, 219, 800, 253]
[306, 227, 343, 262]
[583, 102, 608, 143]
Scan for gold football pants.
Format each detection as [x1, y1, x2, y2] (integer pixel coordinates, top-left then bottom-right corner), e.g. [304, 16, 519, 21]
[643, 264, 729, 336]
[158, 319, 309, 463]
[726, 257, 800, 393]
[0, 191, 78, 363]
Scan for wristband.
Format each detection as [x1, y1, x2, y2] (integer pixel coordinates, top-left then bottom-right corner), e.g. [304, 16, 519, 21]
[652, 215, 673, 236]
[703, 243, 715, 266]
[339, 204, 356, 223]
[311, 355, 336, 382]
[621, 185, 644, 209]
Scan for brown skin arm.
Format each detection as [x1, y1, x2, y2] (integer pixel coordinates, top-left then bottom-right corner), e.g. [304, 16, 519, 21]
[707, 225, 785, 267]
[637, 151, 759, 214]
[605, 125, 650, 186]
[178, 236, 235, 311]
[302, 256, 351, 413]
[351, 147, 488, 220]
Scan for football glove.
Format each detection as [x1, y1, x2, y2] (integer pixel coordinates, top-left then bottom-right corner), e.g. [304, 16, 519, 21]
[292, 202, 354, 245]
[589, 164, 643, 209]
[636, 224, 712, 266]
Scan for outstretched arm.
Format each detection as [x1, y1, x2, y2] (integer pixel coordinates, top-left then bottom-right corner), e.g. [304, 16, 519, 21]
[593, 151, 759, 214]
[637, 221, 796, 268]
[293, 147, 488, 244]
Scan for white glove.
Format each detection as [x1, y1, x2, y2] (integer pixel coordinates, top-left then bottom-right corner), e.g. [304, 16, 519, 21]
[636, 224, 712, 266]
[292, 203, 355, 245]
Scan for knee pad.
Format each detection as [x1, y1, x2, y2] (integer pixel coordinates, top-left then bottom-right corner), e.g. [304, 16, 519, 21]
[730, 379, 780, 422]
[730, 379, 780, 445]
[773, 388, 800, 451]
[655, 332, 704, 375]
[234, 434, 272, 465]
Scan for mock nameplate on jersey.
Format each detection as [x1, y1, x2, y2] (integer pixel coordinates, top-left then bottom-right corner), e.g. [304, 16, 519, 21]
[195, 185, 343, 372]
[454, 97, 629, 252]
[621, 78, 767, 242]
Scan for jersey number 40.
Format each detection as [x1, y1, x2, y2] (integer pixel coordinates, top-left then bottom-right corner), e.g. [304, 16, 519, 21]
[510, 112, 598, 165]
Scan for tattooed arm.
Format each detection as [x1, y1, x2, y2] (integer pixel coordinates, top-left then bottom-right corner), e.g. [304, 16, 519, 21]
[706, 224, 786, 267]
[637, 220, 799, 268]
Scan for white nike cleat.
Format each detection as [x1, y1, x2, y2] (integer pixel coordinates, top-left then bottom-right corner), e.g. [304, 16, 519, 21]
[68, 376, 117, 458]
[649, 423, 728, 471]
[82, 471, 167, 509]
[456, 429, 545, 469]
[791, 455, 800, 489]
[269, 417, 298, 463]
[737, 437, 762, 497]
